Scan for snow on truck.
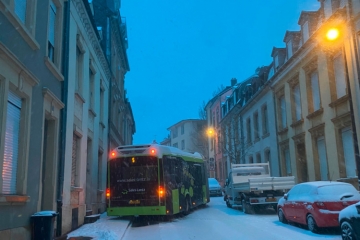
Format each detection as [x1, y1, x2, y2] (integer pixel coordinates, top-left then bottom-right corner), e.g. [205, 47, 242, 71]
[224, 162, 295, 214]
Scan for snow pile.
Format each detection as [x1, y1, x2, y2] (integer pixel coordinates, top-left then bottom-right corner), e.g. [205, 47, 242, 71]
[67, 213, 130, 240]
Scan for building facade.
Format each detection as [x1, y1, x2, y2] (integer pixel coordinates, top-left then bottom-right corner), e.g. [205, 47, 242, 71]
[0, 0, 64, 239]
[205, 81, 234, 183]
[270, 0, 359, 185]
[167, 119, 207, 157]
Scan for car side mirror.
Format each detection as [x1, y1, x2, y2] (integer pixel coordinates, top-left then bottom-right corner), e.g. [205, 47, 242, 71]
[284, 193, 288, 200]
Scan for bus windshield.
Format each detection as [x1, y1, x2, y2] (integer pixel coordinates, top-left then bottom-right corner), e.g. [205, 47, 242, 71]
[108, 156, 159, 207]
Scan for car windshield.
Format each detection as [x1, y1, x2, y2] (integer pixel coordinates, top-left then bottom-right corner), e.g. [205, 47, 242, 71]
[317, 184, 359, 196]
[208, 178, 219, 185]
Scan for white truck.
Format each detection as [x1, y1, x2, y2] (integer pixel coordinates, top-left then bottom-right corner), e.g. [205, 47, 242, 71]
[224, 162, 295, 214]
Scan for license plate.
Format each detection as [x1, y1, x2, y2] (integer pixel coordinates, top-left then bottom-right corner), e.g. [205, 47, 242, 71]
[129, 200, 140, 204]
[265, 198, 277, 202]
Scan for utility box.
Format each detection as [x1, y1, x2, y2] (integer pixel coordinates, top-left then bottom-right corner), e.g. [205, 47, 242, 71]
[31, 211, 58, 240]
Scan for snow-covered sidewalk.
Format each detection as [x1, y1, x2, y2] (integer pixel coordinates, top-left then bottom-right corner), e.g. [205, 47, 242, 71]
[67, 212, 131, 240]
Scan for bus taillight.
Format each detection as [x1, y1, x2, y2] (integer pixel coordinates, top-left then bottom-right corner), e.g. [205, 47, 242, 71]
[106, 188, 110, 199]
[158, 186, 164, 197]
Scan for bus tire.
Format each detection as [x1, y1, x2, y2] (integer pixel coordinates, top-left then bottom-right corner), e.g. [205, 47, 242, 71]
[185, 196, 191, 215]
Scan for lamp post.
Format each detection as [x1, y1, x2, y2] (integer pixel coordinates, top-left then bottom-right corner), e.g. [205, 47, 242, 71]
[206, 127, 216, 178]
[324, 26, 360, 183]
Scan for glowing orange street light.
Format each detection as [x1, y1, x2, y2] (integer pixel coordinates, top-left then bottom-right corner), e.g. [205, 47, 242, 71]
[206, 127, 215, 137]
[326, 28, 339, 41]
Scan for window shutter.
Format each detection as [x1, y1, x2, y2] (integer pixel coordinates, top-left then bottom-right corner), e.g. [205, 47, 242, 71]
[311, 72, 320, 111]
[341, 127, 356, 177]
[333, 54, 346, 98]
[2, 91, 22, 194]
[316, 136, 328, 180]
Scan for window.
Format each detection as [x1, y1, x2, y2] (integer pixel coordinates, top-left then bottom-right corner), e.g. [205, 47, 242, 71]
[246, 118, 251, 143]
[293, 84, 301, 121]
[249, 155, 253, 164]
[48, 1, 56, 62]
[341, 127, 356, 177]
[71, 134, 80, 187]
[333, 53, 346, 98]
[181, 124, 184, 135]
[97, 152, 103, 189]
[256, 153, 261, 163]
[316, 136, 328, 180]
[310, 71, 321, 111]
[286, 40, 293, 59]
[89, 68, 95, 110]
[2, 90, 22, 194]
[284, 148, 291, 175]
[100, 86, 104, 122]
[279, 95, 287, 129]
[262, 104, 269, 135]
[76, 45, 84, 94]
[254, 112, 259, 139]
[181, 140, 185, 150]
[274, 55, 279, 69]
[302, 21, 309, 43]
[14, 0, 27, 23]
[172, 127, 178, 138]
[265, 149, 271, 164]
[173, 143, 178, 148]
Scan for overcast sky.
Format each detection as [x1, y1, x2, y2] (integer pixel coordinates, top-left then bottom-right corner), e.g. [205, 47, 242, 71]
[120, 0, 320, 145]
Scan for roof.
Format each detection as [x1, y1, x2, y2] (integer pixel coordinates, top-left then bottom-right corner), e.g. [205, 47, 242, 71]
[298, 10, 319, 25]
[114, 143, 204, 160]
[283, 30, 301, 42]
[167, 119, 206, 130]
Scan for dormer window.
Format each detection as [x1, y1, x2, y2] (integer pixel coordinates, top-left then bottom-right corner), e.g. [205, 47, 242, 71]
[302, 21, 309, 43]
[324, 0, 332, 18]
[274, 54, 279, 69]
[286, 40, 293, 59]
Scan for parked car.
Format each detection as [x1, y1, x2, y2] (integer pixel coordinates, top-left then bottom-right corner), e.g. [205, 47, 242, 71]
[339, 201, 360, 240]
[208, 178, 222, 197]
[277, 181, 360, 233]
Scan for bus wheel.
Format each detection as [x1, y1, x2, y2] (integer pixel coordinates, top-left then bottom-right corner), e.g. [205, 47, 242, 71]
[185, 196, 191, 215]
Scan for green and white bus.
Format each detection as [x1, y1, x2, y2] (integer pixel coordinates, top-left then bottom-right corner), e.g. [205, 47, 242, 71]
[106, 144, 210, 217]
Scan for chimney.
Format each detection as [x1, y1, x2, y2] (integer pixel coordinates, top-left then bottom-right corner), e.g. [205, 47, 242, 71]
[231, 78, 237, 86]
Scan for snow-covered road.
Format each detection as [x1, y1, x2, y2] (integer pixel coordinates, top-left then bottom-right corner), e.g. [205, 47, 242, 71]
[122, 196, 342, 240]
[68, 196, 342, 240]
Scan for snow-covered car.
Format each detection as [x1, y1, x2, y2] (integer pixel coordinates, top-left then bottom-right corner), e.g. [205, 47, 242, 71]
[208, 178, 222, 197]
[277, 181, 360, 233]
[338, 201, 360, 240]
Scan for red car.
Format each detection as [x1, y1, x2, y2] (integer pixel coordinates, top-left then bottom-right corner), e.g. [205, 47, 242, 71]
[277, 181, 360, 233]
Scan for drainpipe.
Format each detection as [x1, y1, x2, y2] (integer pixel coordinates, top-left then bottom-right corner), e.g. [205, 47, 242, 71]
[56, 0, 70, 236]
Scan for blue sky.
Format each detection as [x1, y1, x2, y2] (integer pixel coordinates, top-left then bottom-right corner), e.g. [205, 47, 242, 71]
[121, 0, 320, 145]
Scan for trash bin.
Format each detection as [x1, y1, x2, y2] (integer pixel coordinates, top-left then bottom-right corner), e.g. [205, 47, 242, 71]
[31, 211, 58, 240]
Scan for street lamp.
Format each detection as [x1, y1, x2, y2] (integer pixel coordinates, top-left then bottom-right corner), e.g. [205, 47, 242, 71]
[326, 28, 340, 41]
[324, 26, 360, 183]
[206, 127, 216, 178]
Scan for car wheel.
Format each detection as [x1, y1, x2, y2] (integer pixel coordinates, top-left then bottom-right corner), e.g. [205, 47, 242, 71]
[242, 199, 253, 214]
[341, 221, 356, 240]
[307, 214, 318, 233]
[278, 208, 288, 224]
[226, 199, 232, 208]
